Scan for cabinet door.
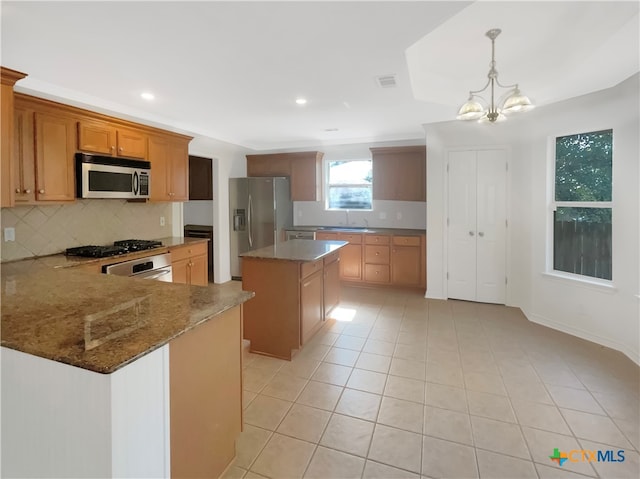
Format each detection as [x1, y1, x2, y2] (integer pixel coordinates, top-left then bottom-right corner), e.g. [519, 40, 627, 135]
[339, 243, 362, 281]
[189, 155, 213, 200]
[34, 112, 76, 201]
[391, 246, 421, 286]
[189, 254, 208, 286]
[172, 258, 190, 285]
[13, 106, 36, 204]
[148, 136, 171, 201]
[1, 83, 15, 207]
[371, 146, 426, 201]
[316, 232, 338, 241]
[323, 256, 340, 316]
[77, 120, 116, 155]
[116, 128, 147, 159]
[300, 270, 324, 345]
[246, 155, 290, 177]
[290, 156, 320, 201]
[168, 139, 189, 201]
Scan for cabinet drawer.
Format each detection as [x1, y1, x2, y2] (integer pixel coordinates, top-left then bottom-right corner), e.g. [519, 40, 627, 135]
[323, 251, 340, 266]
[301, 258, 323, 279]
[364, 264, 390, 283]
[316, 232, 338, 241]
[169, 242, 208, 263]
[337, 233, 362, 244]
[365, 234, 390, 245]
[364, 245, 390, 264]
[393, 235, 421, 247]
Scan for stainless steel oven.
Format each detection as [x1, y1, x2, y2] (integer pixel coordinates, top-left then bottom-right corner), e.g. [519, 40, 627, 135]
[103, 253, 173, 282]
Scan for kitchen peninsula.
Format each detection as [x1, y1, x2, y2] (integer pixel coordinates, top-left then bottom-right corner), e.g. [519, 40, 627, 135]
[1, 256, 253, 479]
[241, 239, 347, 360]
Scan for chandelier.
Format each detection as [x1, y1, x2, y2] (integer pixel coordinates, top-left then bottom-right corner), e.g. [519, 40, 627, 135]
[457, 28, 534, 123]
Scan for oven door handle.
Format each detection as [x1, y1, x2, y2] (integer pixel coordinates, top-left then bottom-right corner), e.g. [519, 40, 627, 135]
[135, 268, 172, 281]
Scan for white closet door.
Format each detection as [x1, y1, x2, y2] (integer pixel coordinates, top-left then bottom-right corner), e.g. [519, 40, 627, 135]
[476, 150, 507, 303]
[447, 150, 477, 301]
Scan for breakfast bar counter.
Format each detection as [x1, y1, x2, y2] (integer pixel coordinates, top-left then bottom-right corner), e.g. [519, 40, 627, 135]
[1, 250, 253, 479]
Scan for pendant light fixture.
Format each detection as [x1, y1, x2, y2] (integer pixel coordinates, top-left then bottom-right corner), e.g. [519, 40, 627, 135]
[457, 29, 534, 123]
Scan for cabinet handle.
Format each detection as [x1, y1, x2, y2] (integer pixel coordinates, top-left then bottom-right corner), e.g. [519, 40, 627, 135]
[469, 231, 475, 236]
[39, 189, 45, 194]
[111, 146, 116, 152]
[24, 189, 31, 194]
[478, 232, 484, 237]
[119, 147, 124, 152]
[15, 188, 20, 193]
[375, 252, 379, 256]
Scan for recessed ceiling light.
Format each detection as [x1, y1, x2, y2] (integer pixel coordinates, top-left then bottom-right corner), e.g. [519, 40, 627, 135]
[141, 92, 155, 101]
[295, 98, 307, 105]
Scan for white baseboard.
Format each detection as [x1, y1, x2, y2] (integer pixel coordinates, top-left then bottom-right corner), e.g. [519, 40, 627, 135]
[521, 308, 640, 366]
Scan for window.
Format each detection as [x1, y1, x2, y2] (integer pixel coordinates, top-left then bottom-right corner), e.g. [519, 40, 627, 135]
[552, 129, 612, 280]
[326, 159, 372, 210]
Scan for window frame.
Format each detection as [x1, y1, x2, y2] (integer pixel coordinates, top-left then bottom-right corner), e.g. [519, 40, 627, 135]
[548, 129, 613, 285]
[324, 158, 373, 211]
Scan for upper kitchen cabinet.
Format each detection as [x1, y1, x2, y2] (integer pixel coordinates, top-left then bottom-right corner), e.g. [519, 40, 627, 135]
[370, 145, 426, 201]
[1, 67, 27, 207]
[246, 151, 323, 201]
[188, 155, 213, 200]
[148, 134, 190, 202]
[78, 120, 148, 159]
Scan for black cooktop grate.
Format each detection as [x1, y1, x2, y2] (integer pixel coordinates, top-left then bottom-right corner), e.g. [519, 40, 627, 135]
[65, 240, 163, 258]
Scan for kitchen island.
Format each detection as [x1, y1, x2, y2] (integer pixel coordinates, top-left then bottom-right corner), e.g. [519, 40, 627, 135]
[1, 257, 253, 478]
[241, 239, 347, 360]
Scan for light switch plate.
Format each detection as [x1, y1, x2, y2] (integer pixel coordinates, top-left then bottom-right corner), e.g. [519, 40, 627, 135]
[4, 227, 15, 242]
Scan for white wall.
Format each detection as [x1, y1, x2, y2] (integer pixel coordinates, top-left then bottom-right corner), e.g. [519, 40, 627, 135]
[425, 74, 640, 364]
[277, 140, 427, 229]
[187, 136, 249, 283]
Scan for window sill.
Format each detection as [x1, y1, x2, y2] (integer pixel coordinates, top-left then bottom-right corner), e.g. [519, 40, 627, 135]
[541, 271, 617, 294]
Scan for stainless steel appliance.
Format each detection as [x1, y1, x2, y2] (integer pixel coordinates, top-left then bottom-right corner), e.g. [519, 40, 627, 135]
[103, 253, 173, 282]
[66, 239, 163, 258]
[229, 177, 292, 279]
[285, 230, 316, 240]
[76, 153, 150, 199]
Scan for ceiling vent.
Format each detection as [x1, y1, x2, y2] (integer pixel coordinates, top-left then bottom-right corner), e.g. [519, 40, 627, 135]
[375, 74, 398, 88]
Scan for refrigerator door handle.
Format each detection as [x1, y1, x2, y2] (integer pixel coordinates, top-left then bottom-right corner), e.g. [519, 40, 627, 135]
[248, 193, 253, 248]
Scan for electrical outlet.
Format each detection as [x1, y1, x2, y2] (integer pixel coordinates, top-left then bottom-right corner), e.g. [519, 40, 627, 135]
[160, 216, 165, 227]
[379, 212, 387, 220]
[4, 227, 15, 242]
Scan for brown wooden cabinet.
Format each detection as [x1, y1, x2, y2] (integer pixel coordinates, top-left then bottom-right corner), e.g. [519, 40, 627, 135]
[364, 235, 390, 284]
[316, 231, 363, 282]
[371, 146, 426, 201]
[149, 135, 189, 202]
[78, 120, 147, 159]
[169, 242, 208, 286]
[323, 251, 340, 316]
[1, 67, 27, 207]
[300, 260, 324, 345]
[33, 111, 76, 202]
[391, 235, 423, 287]
[12, 105, 36, 204]
[188, 155, 213, 200]
[246, 151, 323, 201]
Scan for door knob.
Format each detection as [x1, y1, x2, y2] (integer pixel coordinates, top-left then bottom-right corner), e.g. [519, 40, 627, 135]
[469, 231, 475, 236]
[39, 189, 45, 194]
[478, 232, 484, 237]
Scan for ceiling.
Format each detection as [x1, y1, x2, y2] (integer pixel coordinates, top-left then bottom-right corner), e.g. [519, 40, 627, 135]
[2, 1, 638, 151]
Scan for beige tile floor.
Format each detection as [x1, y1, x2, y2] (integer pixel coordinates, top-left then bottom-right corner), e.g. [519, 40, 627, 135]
[227, 286, 640, 479]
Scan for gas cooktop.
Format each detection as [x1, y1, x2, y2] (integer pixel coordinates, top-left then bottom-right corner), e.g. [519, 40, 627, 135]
[65, 239, 163, 258]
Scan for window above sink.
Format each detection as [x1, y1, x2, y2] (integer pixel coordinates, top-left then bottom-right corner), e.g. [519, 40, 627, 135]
[325, 159, 372, 211]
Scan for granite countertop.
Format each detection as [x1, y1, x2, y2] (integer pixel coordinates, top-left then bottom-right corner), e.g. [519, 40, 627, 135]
[240, 239, 348, 262]
[286, 226, 426, 235]
[0, 237, 253, 374]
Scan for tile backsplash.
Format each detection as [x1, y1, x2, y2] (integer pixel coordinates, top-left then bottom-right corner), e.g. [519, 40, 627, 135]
[1, 200, 173, 262]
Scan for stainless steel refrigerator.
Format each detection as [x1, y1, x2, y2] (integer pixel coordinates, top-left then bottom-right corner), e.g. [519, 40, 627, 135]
[229, 177, 293, 279]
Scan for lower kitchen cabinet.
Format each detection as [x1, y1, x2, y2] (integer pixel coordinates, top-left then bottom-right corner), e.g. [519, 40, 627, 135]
[391, 235, 423, 287]
[323, 251, 340, 315]
[300, 263, 324, 345]
[316, 231, 362, 282]
[169, 241, 208, 286]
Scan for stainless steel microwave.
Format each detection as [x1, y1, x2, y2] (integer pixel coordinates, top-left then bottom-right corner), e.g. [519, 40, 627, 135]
[76, 153, 150, 199]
